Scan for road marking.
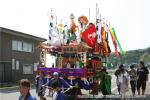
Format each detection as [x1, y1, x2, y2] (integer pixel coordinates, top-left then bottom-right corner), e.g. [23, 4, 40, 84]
[111, 87, 117, 91]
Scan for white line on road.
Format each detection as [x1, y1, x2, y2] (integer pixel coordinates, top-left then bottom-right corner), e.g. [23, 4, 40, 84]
[111, 87, 117, 91]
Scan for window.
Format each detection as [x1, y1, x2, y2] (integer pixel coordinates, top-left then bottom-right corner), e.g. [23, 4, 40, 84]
[17, 41, 23, 51]
[23, 64, 33, 74]
[28, 43, 33, 52]
[23, 42, 28, 52]
[12, 40, 18, 50]
[12, 40, 33, 52]
[23, 42, 33, 52]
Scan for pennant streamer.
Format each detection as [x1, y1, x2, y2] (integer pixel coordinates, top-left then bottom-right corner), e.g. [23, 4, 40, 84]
[101, 27, 109, 57]
[110, 28, 124, 55]
[109, 29, 119, 56]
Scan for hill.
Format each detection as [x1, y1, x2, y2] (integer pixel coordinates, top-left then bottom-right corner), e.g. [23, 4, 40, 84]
[107, 47, 150, 68]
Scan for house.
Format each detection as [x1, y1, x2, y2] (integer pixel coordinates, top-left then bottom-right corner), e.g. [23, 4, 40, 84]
[0, 27, 46, 84]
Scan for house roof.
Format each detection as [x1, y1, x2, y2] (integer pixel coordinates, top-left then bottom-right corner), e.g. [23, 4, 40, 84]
[0, 27, 47, 42]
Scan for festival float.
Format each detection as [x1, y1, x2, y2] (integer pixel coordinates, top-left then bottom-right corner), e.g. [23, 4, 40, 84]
[38, 7, 124, 94]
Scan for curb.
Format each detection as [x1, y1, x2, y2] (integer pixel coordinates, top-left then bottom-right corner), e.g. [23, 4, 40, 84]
[0, 85, 18, 90]
[0, 84, 35, 91]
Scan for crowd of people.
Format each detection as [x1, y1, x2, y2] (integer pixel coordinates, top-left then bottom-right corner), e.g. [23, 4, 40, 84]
[115, 61, 149, 98]
[18, 61, 149, 100]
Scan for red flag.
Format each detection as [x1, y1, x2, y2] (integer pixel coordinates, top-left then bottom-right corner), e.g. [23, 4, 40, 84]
[81, 24, 96, 48]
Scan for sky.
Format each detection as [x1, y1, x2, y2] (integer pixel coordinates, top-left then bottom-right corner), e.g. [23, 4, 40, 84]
[0, 0, 150, 51]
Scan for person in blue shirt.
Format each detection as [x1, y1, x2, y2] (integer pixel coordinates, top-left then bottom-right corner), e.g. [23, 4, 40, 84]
[19, 79, 36, 100]
[50, 72, 72, 90]
[36, 71, 47, 100]
[52, 79, 67, 100]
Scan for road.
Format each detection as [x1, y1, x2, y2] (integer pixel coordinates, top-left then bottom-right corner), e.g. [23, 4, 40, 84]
[0, 74, 150, 100]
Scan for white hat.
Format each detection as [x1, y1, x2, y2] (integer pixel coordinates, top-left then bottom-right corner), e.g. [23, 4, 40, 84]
[53, 72, 59, 76]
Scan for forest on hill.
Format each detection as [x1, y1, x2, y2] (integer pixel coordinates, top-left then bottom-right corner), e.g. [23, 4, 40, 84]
[107, 47, 150, 68]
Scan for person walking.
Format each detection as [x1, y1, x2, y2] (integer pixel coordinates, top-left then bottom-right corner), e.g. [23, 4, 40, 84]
[115, 66, 121, 95]
[137, 61, 149, 95]
[129, 64, 137, 96]
[36, 71, 47, 100]
[116, 65, 130, 98]
[19, 79, 36, 100]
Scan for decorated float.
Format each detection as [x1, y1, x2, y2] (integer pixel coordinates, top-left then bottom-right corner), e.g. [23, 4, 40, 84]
[37, 7, 124, 94]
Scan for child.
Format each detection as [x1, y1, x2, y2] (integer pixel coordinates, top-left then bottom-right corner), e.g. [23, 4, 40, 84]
[19, 79, 36, 100]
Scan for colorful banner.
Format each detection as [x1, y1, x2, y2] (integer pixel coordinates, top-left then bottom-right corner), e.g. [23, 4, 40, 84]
[40, 67, 87, 77]
[101, 27, 109, 56]
[109, 28, 119, 56]
[110, 28, 124, 55]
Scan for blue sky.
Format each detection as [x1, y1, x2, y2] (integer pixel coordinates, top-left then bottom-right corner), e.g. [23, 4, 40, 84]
[0, 0, 150, 51]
